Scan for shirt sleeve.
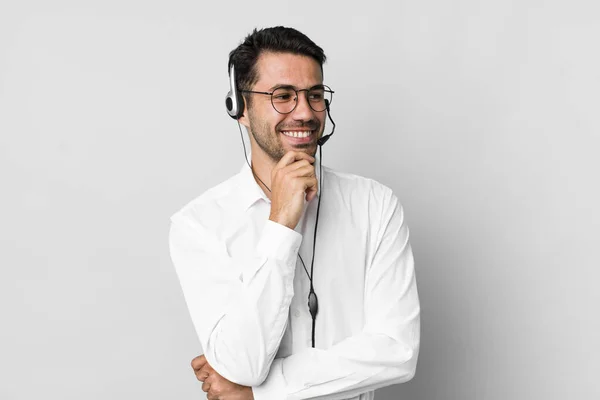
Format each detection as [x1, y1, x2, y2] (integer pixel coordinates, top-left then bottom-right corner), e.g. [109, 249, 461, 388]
[169, 215, 302, 386]
[251, 194, 421, 399]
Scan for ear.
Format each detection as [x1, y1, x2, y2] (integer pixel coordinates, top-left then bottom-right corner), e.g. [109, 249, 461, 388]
[238, 97, 250, 128]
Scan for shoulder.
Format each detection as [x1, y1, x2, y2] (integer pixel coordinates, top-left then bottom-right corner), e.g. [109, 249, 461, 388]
[323, 165, 398, 205]
[170, 172, 243, 235]
[323, 165, 405, 233]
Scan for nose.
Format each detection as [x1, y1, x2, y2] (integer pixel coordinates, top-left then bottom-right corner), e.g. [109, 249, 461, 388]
[291, 90, 314, 121]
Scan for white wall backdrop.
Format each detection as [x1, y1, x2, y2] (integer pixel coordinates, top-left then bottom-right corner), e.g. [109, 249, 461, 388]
[1, 1, 598, 399]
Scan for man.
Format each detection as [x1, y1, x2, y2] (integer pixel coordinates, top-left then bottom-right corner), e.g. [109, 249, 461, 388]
[169, 26, 420, 400]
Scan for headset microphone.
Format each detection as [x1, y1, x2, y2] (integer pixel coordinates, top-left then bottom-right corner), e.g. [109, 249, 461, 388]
[317, 99, 336, 146]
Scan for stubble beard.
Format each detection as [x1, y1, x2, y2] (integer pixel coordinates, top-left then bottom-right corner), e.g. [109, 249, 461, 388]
[248, 115, 323, 164]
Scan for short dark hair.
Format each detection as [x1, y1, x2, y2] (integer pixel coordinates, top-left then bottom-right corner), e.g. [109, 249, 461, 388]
[228, 26, 327, 97]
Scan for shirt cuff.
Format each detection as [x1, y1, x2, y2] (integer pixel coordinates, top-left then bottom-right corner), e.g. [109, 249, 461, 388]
[240, 220, 302, 284]
[251, 358, 287, 399]
[257, 219, 302, 262]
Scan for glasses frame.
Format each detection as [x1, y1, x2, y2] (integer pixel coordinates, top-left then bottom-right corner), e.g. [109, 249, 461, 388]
[240, 84, 334, 114]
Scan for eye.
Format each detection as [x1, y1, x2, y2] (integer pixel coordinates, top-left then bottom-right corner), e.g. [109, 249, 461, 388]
[272, 89, 295, 102]
[308, 91, 324, 101]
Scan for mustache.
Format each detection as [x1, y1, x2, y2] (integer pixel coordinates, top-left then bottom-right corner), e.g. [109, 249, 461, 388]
[277, 120, 320, 131]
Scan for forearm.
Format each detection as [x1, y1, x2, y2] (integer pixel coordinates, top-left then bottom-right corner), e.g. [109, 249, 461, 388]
[252, 327, 419, 399]
[203, 253, 295, 385]
[171, 218, 302, 386]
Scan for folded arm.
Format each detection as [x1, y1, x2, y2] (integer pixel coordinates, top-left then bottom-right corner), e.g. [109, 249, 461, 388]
[169, 216, 302, 386]
[252, 194, 420, 399]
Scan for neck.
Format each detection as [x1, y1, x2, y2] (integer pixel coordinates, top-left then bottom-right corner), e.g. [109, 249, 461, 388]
[249, 146, 277, 200]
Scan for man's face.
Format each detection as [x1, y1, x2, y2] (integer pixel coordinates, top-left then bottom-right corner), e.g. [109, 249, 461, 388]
[240, 52, 326, 163]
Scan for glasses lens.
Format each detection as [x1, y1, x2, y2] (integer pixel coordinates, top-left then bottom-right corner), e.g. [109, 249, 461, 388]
[271, 87, 296, 114]
[307, 87, 331, 112]
[270, 86, 333, 114]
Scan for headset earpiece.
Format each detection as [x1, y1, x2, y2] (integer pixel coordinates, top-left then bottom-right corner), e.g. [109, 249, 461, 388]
[225, 64, 244, 119]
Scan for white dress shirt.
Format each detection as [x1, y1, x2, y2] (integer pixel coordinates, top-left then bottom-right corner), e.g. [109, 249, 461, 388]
[169, 156, 420, 400]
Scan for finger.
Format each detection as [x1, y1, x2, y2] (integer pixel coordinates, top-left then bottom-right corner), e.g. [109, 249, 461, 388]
[289, 164, 316, 178]
[195, 367, 210, 382]
[281, 160, 314, 176]
[276, 169, 317, 196]
[300, 176, 319, 194]
[196, 363, 213, 381]
[277, 151, 315, 169]
[191, 354, 207, 371]
[306, 184, 318, 202]
[200, 363, 214, 373]
[286, 158, 312, 171]
[274, 160, 315, 186]
[202, 373, 214, 392]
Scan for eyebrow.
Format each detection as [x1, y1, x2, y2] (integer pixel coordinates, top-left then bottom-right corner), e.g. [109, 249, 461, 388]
[268, 83, 325, 91]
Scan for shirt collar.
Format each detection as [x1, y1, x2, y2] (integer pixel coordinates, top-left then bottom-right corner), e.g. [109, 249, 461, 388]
[237, 154, 323, 212]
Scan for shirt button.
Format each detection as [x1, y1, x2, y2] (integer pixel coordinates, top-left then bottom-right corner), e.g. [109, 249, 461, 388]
[293, 309, 300, 318]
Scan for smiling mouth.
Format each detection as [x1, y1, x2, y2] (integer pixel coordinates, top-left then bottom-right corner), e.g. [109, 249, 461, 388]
[281, 130, 314, 138]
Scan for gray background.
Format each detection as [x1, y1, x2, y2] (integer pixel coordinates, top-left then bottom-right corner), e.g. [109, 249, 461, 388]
[1, 1, 598, 399]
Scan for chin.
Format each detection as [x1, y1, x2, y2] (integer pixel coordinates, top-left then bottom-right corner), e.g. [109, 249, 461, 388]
[288, 144, 316, 155]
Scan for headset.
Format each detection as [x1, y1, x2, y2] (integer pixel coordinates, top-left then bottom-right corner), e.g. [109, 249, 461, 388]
[226, 62, 336, 348]
[225, 64, 336, 142]
[225, 64, 244, 120]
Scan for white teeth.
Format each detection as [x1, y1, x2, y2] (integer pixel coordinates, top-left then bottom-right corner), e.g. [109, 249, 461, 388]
[282, 131, 312, 138]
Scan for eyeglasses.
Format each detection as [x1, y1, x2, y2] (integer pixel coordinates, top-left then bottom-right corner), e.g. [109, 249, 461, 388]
[240, 85, 334, 114]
